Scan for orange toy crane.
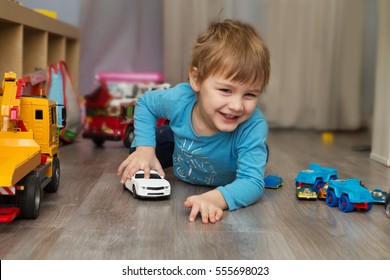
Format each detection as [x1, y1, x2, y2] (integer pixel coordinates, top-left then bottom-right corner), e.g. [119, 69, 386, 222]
[1, 72, 23, 131]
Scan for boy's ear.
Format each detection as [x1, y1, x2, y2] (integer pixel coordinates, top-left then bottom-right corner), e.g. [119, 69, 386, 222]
[188, 67, 200, 92]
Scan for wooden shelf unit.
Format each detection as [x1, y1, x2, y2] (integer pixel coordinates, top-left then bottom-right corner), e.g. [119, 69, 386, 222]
[0, 0, 80, 90]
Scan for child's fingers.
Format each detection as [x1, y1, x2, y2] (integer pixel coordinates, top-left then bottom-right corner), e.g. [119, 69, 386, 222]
[119, 158, 141, 184]
[143, 166, 151, 179]
[215, 208, 223, 221]
[188, 204, 200, 222]
[208, 210, 216, 224]
[200, 208, 210, 224]
[154, 163, 165, 178]
[117, 157, 130, 176]
[183, 199, 193, 208]
[120, 165, 137, 184]
[207, 207, 222, 224]
[117, 155, 138, 182]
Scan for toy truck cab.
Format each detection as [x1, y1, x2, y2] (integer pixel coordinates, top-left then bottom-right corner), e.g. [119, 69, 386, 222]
[326, 178, 374, 212]
[295, 163, 338, 199]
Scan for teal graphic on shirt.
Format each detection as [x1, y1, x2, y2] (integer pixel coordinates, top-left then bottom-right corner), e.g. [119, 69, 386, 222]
[174, 139, 217, 185]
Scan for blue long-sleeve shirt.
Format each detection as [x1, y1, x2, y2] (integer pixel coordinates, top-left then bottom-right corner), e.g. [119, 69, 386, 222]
[132, 83, 268, 210]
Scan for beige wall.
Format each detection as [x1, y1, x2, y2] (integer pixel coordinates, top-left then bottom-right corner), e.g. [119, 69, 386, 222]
[370, 0, 390, 166]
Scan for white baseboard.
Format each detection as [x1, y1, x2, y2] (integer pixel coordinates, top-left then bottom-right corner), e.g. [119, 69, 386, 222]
[370, 153, 390, 167]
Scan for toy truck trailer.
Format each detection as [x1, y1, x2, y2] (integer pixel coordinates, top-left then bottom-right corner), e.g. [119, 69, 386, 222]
[0, 72, 60, 222]
[326, 178, 374, 213]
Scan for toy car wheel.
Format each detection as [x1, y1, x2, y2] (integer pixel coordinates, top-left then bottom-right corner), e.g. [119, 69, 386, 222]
[362, 202, 373, 212]
[326, 190, 339, 207]
[386, 203, 390, 218]
[132, 185, 139, 199]
[339, 195, 354, 213]
[313, 178, 324, 193]
[44, 157, 60, 193]
[93, 139, 105, 147]
[19, 175, 41, 219]
[124, 125, 135, 148]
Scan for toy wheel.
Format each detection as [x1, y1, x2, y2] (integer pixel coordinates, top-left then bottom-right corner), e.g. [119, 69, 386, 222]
[326, 190, 338, 207]
[386, 203, 390, 218]
[132, 185, 139, 199]
[93, 139, 105, 147]
[19, 175, 41, 219]
[124, 125, 135, 148]
[313, 178, 324, 193]
[44, 157, 60, 193]
[339, 195, 354, 213]
[362, 202, 373, 212]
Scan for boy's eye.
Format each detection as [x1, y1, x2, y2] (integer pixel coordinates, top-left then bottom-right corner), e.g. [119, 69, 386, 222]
[245, 93, 258, 98]
[219, 88, 231, 93]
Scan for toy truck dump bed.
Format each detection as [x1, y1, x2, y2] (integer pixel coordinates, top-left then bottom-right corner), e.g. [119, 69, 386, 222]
[0, 133, 41, 186]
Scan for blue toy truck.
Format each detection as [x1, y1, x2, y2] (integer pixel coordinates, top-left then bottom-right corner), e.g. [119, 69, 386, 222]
[326, 178, 374, 213]
[371, 188, 388, 204]
[264, 175, 283, 189]
[295, 163, 338, 199]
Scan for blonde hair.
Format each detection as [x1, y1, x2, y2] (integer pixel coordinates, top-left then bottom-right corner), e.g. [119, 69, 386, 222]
[190, 19, 270, 92]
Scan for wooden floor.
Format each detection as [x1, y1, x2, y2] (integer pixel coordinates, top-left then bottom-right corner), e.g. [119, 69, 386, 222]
[0, 129, 389, 260]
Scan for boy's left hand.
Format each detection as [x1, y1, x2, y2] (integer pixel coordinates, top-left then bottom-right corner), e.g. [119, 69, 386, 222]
[184, 190, 227, 224]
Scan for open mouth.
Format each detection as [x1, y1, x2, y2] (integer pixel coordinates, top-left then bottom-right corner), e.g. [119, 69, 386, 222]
[220, 112, 239, 120]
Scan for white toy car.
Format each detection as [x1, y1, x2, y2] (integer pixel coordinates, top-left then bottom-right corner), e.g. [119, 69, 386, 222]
[125, 170, 170, 198]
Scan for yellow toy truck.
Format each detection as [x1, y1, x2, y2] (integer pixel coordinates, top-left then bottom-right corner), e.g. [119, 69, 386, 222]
[0, 72, 62, 222]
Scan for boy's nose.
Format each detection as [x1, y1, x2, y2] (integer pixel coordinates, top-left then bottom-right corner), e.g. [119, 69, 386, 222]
[228, 97, 243, 112]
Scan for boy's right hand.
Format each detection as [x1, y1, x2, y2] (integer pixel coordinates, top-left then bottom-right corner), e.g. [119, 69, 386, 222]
[117, 146, 165, 184]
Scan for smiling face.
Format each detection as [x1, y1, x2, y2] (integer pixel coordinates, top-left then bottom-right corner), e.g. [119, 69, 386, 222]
[187, 20, 270, 136]
[189, 69, 261, 136]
